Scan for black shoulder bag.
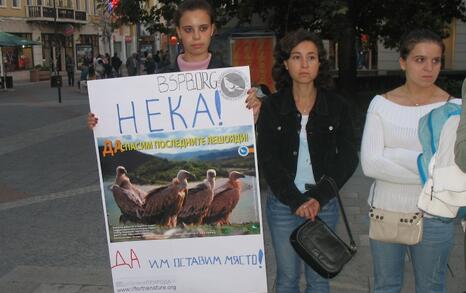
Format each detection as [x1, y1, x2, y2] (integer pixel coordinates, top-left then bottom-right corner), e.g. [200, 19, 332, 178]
[289, 175, 357, 279]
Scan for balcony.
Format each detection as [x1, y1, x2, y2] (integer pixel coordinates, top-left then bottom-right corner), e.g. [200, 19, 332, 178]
[26, 5, 87, 24]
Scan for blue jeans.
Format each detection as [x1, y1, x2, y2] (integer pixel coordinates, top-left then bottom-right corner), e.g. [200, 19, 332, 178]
[266, 190, 339, 293]
[370, 217, 455, 293]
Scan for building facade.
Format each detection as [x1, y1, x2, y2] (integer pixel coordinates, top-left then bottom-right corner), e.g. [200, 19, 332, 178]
[0, 0, 139, 80]
[371, 20, 466, 71]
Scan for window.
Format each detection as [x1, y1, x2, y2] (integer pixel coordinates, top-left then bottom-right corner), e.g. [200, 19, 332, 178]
[37, 0, 42, 5]
[12, 0, 20, 8]
[0, 0, 5, 7]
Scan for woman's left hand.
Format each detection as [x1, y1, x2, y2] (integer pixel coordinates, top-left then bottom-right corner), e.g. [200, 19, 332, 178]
[245, 88, 262, 124]
[295, 198, 321, 221]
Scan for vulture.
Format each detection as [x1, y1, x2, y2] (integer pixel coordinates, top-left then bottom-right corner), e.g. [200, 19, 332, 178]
[110, 166, 147, 222]
[204, 171, 245, 225]
[142, 170, 195, 227]
[178, 169, 216, 225]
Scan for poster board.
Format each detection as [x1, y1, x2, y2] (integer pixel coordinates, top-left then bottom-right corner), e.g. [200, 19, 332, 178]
[88, 66, 268, 293]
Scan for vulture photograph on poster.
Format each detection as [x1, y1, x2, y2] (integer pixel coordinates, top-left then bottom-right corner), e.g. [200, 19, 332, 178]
[98, 126, 261, 243]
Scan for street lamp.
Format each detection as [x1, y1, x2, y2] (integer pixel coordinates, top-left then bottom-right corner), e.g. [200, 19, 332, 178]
[52, 0, 62, 103]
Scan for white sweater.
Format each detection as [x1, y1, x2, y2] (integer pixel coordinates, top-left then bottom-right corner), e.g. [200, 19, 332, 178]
[361, 95, 460, 213]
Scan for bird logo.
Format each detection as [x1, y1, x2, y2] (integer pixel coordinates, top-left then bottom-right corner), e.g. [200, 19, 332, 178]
[238, 146, 249, 157]
[219, 71, 247, 100]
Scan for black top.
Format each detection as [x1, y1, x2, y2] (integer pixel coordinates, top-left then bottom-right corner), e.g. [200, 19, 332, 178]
[256, 87, 359, 212]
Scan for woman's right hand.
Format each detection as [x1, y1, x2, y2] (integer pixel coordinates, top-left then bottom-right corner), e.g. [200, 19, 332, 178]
[87, 112, 98, 129]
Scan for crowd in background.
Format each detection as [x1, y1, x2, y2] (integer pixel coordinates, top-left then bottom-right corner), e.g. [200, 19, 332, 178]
[72, 50, 170, 90]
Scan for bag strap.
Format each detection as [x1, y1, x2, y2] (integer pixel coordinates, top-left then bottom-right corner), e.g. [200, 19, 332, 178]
[326, 176, 357, 252]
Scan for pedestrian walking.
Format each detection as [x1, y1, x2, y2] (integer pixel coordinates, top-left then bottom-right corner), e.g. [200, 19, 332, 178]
[65, 55, 75, 86]
[126, 53, 138, 76]
[78, 60, 89, 90]
[104, 53, 113, 78]
[144, 54, 156, 74]
[154, 50, 161, 72]
[94, 55, 105, 79]
[111, 53, 122, 77]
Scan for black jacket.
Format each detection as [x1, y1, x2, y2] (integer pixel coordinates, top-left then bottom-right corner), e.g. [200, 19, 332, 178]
[158, 54, 228, 73]
[257, 87, 359, 213]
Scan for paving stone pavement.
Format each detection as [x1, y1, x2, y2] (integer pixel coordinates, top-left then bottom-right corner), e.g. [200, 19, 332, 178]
[0, 81, 465, 293]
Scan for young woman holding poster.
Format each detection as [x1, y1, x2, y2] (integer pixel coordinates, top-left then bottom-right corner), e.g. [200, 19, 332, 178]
[256, 29, 358, 292]
[360, 29, 459, 292]
[88, 0, 261, 128]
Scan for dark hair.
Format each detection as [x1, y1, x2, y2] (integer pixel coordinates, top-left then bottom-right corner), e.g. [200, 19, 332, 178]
[272, 29, 333, 91]
[174, 0, 215, 27]
[399, 29, 445, 60]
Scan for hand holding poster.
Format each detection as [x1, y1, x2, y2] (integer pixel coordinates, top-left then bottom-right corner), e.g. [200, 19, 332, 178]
[88, 66, 268, 293]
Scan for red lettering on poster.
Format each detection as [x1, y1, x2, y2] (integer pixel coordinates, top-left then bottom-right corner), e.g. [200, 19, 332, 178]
[111, 249, 141, 269]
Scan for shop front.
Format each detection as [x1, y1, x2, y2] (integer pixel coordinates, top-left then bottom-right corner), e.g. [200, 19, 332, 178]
[1, 33, 34, 72]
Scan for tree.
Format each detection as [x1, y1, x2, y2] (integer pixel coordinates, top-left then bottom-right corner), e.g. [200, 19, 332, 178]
[232, 0, 466, 97]
[108, 0, 466, 97]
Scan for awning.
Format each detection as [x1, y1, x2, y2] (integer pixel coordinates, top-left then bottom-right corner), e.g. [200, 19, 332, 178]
[0, 32, 40, 47]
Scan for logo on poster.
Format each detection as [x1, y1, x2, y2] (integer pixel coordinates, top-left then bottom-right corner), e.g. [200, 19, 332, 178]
[238, 146, 249, 157]
[219, 70, 247, 100]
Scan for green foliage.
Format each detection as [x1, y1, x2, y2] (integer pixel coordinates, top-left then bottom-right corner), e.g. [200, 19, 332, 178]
[33, 64, 50, 71]
[109, 0, 466, 98]
[109, 0, 466, 50]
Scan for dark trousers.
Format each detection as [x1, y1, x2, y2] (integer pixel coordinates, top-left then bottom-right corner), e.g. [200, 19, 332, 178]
[67, 71, 74, 86]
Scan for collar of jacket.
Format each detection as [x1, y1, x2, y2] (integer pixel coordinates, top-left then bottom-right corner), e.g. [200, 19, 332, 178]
[278, 87, 329, 116]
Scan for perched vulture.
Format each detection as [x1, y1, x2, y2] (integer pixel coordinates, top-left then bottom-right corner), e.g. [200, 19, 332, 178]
[110, 166, 147, 222]
[142, 170, 195, 227]
[178, 169, 216, 225]
[204, 171, 245, 225]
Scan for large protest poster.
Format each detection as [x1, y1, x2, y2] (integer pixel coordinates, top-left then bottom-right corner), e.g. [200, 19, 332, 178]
[88, 66, 268, 293]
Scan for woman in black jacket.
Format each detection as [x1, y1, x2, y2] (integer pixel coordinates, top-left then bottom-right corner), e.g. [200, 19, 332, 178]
[257, 29, 358, 292]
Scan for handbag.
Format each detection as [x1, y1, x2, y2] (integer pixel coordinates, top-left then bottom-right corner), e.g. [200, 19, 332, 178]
[369, 183, 423, 245]
[289, 176, 357, 279]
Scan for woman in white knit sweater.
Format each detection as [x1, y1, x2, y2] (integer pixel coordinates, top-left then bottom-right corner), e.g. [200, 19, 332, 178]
[361, 29, 461, 293]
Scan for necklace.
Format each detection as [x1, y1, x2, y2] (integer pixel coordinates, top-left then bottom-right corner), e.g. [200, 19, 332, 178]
[403, 84, 436, 106]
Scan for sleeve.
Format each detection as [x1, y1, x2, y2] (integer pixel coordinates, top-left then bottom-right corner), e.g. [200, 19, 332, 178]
[455, 100, 466, 173]
[256, 102, 309, 213]
[360, 111, 420, 184]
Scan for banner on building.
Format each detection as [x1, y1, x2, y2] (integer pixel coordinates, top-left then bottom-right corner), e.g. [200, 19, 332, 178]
[88, 66, 268, 293]
[231, 36, 275, 92]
